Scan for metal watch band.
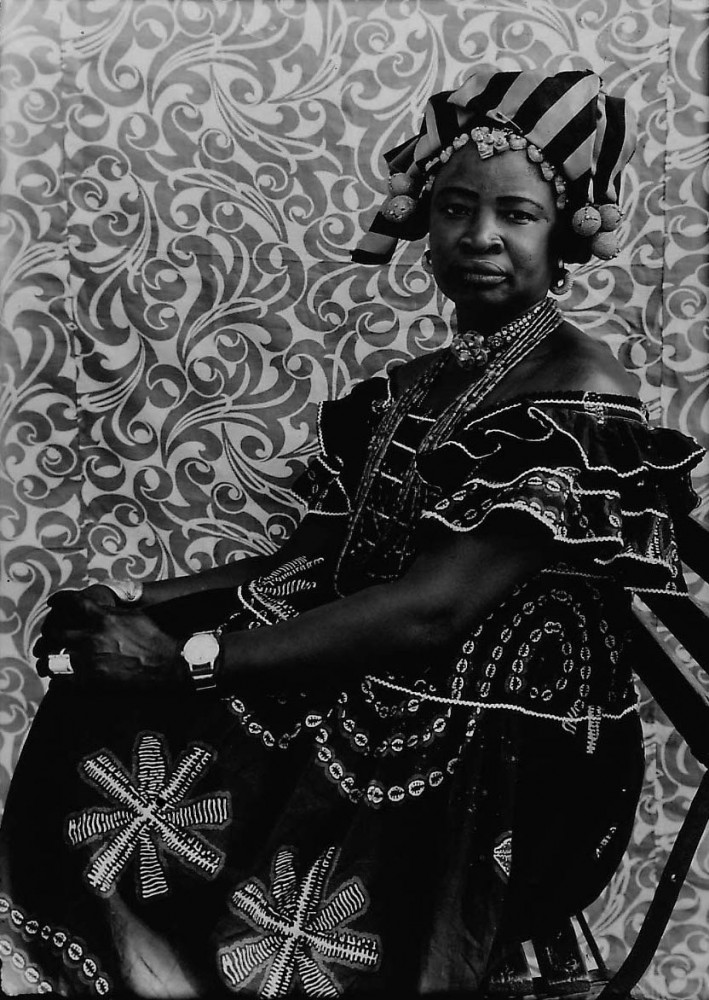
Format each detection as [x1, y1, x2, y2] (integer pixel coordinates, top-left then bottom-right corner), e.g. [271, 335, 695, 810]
[181, 630, 221, 693]
[189, 662, 218, 692]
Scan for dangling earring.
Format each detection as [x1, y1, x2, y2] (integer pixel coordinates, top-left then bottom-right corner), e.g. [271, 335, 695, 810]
[422, 247, 434, 273]
[551, 263, 572, 295]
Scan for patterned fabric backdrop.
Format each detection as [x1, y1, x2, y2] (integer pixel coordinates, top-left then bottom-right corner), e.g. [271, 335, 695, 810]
[1, 0, 708, 996]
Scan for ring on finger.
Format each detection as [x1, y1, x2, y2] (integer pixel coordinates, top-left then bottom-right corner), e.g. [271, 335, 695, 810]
[47, 648, 74, 676]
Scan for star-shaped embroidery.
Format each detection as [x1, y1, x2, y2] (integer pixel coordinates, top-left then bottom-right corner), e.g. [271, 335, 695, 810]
[218, 845, 380, 997]
[66, 732, 231, 899]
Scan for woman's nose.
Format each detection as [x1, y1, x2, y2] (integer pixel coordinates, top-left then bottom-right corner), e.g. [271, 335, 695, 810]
[459, 211, 502, 253]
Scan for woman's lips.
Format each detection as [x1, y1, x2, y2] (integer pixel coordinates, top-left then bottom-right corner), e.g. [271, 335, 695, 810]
[459, 264, 507, 286]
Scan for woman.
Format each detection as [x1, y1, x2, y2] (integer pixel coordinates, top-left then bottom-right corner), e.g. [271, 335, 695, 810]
[1, 68, 703, 997]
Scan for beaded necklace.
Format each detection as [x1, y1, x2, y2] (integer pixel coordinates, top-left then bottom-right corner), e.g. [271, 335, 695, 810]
[421, 297, 562, 450]
[334, 298, 562, 592]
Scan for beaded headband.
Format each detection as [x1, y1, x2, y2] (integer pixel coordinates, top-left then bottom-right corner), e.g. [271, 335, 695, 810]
[352, 68, 637, 266]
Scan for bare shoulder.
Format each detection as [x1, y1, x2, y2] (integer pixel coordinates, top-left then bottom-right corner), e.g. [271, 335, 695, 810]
[525, 320, 639, 397]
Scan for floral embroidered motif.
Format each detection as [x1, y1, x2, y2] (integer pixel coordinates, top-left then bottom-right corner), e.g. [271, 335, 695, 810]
[218, 845, 380, 997]
[66, 732, 231, 899]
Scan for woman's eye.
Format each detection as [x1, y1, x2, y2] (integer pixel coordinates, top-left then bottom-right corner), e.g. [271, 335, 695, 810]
[442, 204, 469, 217]
[506, 210, 535, 223]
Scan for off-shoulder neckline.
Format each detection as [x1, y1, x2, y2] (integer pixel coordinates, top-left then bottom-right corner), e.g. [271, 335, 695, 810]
[378, 373, 645, 421]
[458, 389, 644, 417]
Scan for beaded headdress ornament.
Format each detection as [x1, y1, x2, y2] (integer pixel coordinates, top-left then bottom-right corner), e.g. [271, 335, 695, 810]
[352, 68, 637, 266]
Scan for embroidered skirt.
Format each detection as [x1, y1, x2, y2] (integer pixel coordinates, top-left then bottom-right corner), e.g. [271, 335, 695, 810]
[0, 677, 642, 997]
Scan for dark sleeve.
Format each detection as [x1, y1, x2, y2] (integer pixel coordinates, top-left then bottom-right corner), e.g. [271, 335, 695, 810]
[416, 398, 704, 595]
[292, 376, 390, 518]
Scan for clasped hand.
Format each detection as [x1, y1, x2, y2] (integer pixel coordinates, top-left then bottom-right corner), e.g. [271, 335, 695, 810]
[33, 586, 182, 691]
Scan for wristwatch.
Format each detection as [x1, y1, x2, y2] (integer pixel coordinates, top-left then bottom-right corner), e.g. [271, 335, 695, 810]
[180, 631, 221, 692]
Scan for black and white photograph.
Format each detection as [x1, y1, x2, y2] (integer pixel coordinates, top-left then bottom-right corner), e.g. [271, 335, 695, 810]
[0, 1, 708, 997]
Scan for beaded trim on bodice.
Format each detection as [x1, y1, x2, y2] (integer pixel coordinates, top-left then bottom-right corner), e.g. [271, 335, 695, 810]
[332, 385, 653, 597]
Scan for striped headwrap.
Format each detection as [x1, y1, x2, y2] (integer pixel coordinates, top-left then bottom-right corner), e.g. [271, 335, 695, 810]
[352, 68, 637, 265]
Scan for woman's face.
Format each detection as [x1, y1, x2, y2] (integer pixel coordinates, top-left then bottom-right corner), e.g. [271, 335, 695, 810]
[428, 143, 559, 329]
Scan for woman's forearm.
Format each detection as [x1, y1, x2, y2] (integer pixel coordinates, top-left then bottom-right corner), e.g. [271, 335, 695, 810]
[215, 526, 551, 693]
[218, 578, 448, 692]
[139, 553, 279, 607]
[137, 514, 347, 609]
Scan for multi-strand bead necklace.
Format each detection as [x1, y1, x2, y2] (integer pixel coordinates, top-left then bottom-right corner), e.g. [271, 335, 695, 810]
[334, 297, 563, 590]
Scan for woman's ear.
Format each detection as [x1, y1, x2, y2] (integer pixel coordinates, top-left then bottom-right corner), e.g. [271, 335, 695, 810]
[553, 211, 593, 265]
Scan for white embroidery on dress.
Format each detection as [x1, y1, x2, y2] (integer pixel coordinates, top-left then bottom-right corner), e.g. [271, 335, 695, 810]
[218, 845, 380, 997]
[493, 834, 513, 881]
[66, 732, 231, 899]
[365, 676, 638, 721]
[232, 556, 324, 627]
[0, 894, 111, 994]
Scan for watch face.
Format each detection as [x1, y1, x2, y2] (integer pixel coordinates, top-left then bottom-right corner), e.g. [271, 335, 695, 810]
[183, 632, 220, 664]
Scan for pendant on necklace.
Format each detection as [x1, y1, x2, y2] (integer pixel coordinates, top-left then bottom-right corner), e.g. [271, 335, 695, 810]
[449, 302, 549, 371]
[450, 329, 511, 370]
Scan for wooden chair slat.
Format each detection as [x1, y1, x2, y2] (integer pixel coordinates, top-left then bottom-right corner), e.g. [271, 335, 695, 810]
[574, 913, 608, 980]
[487, 514, 709, 997]
[675, 513, 709, 580]
[632, 599, 709, 768]
[599, 770, 709, 998]
[640, 591, 709, 684]
[532, 922, 590, 993]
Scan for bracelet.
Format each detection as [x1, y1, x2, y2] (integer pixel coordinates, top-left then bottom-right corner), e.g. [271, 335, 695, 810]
[102, 579, 144, 604]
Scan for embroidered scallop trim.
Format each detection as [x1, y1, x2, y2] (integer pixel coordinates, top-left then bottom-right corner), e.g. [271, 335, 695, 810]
[425, 503, 678, 560]
[629, 584, 693, 596]
[526, 408, 703, 476]
[422, 501, 625, 542]
[457, 393, 647, 428]
[448, 467, 679, 501]
[364, 677, 638, 720]
[315, 400, 331, 456]
[431, 416, 703, 478]
[425, 503, 684, 583]
[317, 455, 344, 477]
[621, 507, 673, 519]
[432, 471, 681, 514]
[447, 480, 675, 509]
[540, 565, 610, 579]
[540, 566, 690, 595]
[593, 549, 681, 567]
[299, 462, 351, 517]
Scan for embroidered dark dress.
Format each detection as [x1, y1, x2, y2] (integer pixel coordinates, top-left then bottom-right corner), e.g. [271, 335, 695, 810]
[0, 374, 703, 997]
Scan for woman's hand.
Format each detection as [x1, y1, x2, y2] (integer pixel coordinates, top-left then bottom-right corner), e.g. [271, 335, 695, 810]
[32, 586, 118, 676]
[71, 605, 183, 691]
[35, 595, 183, 691]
